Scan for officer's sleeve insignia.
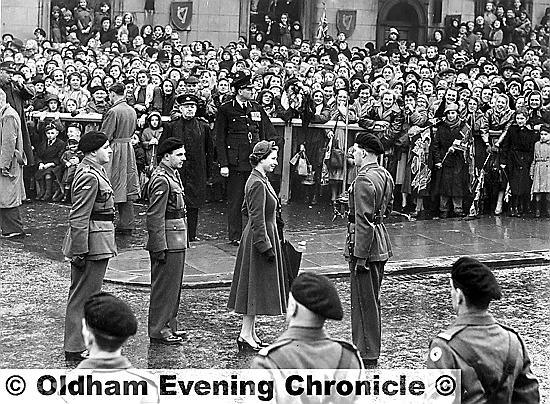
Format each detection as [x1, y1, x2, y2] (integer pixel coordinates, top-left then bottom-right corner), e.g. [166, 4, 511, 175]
[429, 346, 443, 362]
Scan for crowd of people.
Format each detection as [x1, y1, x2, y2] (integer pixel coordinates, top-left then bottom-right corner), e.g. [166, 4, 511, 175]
[0, 0, 549, 235]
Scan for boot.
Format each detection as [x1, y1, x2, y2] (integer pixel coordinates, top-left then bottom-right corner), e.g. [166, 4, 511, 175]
[52, 185, 64, 202]
[42, 176, 53, 201]
[35, 179, 45, 200]
[535, 200, 541, 218]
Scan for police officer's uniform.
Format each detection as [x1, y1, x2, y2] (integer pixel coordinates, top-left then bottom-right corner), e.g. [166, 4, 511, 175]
[427, 313, 540, 403]
[62, 156, 117, 354]
[146, 160, 188, 340]
[345, 134, 394, 363]
[214, 74, 277, 242]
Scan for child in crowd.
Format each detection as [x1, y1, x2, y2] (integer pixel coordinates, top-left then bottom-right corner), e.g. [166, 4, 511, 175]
[35, 123, 66, 202]
[140, 111, 163, 170]
[60, 138, 82, 203]
[131, 133, 148, 199]
[531, 128, 550, 217]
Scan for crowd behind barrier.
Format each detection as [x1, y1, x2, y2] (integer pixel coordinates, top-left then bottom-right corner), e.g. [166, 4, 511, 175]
[0, 0, 549, 221]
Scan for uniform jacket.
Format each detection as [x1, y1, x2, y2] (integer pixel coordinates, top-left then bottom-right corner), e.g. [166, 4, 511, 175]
[346, 162, 394, 262]
[161, 117, 213, 208]
[146, 162, 188, 252]
[251, 326, 363, 369]
[62, 157, 117, 260]
[214, 98, 278, 171]
[100, 98, 141, 202]
[0, 104, 25, 208]
[427, 312, 539, 403]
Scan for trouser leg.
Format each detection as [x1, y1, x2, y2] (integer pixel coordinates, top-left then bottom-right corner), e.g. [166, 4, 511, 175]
[226, 170, 247, 241]
[0, 207, 24, 235]
[148, 250, 185, 338]
[350, 261, 386, 360]
[63, 258, 108, 352]
[186, 207, 199, 240]
[116, 201, 135, 230]
[452, 197, 463, 213]
[440, 195, 450, 213]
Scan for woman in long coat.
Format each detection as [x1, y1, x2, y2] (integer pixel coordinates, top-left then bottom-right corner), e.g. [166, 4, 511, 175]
[228, 141, 287, 352]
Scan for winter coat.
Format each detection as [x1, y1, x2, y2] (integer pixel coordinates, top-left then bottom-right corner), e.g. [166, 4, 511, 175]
[100, 99, 140, 202]
[227, 169, 288, 315]
[501, 124, 540, 195]
[531, 139, 550, 193]
[0, 104, 25, 208]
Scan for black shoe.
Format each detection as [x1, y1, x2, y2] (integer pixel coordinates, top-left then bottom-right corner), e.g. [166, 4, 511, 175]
[229, 240, 240, 246]
[65, 350, 88, 362]
[150, 335, 184, 345]
[236, 336, 260, 352]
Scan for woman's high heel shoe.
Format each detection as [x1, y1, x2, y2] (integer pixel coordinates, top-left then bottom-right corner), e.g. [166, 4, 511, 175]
[237, 336, 261, 352]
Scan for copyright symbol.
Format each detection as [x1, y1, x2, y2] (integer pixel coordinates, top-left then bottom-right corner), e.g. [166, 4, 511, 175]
[435, 375, 456, 396]
[6, 375, 26, 396]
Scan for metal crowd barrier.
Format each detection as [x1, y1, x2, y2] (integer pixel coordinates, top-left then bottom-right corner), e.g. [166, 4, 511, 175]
[30, 113, 364, 204]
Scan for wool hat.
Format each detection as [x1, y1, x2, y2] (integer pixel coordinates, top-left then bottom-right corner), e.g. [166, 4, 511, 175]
[355, 132, 384, 155]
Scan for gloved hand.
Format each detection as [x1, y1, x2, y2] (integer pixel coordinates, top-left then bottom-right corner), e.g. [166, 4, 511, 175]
[151, 250, 166, 264]
[71, 255, 86, 269]
[262, 248, 276, 263]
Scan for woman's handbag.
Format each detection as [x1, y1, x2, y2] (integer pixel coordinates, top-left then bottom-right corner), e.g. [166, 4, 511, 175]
[325, 116, 344, 169]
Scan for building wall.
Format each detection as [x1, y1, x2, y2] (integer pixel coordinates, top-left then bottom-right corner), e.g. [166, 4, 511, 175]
[0, 0, 41, 39]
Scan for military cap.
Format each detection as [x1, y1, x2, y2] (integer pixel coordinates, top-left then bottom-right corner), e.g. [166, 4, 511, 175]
[44, 122, 59, 132]
[355, 132, 384, 155]
[79, 131, 108, 153]
[89, 85, 107, 94]
[291, 272, 343, 320]
[176, 93, 199, 105]
[84, 292, 137, 339]
[444, 102, 459, 114]
[451, 257, 502, 302]
[31, 74, 45, 84]
[232, 71, 253, 90]
[158, 137, 185, 157]
[184, 75, 200, 84]
[323, 35, 334, 42]
[157, 49, 170, 62]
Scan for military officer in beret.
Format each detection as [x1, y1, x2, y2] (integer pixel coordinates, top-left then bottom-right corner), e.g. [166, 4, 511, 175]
[62, 131, 116, 361]
[252, 272, 362, 369]
[78, 292, 138, 369]
[161, 93, 213, 242]
[146, 137, 188, 345]
[345, 132, 394, 367]
[214, 71, 278, 245]
[427, 257, 539, 402]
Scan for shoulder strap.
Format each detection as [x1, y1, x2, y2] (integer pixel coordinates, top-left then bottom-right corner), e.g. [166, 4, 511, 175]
[333, 339, 363, 369]
[447, 331, 514, 403]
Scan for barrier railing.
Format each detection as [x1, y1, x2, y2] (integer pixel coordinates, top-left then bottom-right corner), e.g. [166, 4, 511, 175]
[30, 113, 365, 204]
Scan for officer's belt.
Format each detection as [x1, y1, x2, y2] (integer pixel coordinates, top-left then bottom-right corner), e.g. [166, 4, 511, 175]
[348, 215, 383, 225]
[165, 210, 185, 220]
[111, 138, 131, 143]
[90, 213, 115, 221]
[227, 132, 255, 139]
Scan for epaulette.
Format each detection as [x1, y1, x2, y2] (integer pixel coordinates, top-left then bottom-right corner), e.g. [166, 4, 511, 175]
[436, 325, 468, 341]
[80, 163, 91, 173]
[257, 339, 292, 357]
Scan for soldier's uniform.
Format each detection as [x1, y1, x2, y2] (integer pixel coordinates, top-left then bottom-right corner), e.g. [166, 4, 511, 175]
[146, 161, 188, 340]
[427, 313, 540, 403]
[345, 160, 394, 362]
[252, 326, 362, 369]
[214, 92, 278, 242]
[62, 156, 117, 354]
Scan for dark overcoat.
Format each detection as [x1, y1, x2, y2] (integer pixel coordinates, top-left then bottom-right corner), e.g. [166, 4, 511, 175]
[501, 124, 540, 195]
[433, 121, 469, 197]
[161, 117, 213, 208]
[227, 169, 287, 315]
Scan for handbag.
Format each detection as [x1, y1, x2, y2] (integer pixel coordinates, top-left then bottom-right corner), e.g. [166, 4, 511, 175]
[325, 116, 344, 169]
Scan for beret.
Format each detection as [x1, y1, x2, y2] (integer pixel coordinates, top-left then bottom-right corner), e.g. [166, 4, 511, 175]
[79, 131, 108, 153]
[232, 71, 252, 90]
[250, 140, 277, 161]
[451, 257, 502, 302]
[109, 82, 125, 95]
[84, 292, 137, 339]
[89, 85, 107, 94]
[291, 272, 343, 320]
[176, 93, 199, 105]
[355, 132, 384, 155]
[158, 137, 184, 157]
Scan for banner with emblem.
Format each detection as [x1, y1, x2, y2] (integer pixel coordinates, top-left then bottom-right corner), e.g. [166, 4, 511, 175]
[336, 10, 357, 38]
[170, 2, 193, 31]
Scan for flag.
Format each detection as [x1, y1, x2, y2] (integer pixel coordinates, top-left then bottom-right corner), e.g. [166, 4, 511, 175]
[316, 3, 328, 40]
